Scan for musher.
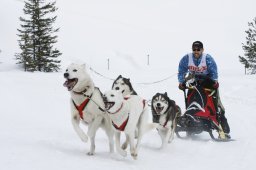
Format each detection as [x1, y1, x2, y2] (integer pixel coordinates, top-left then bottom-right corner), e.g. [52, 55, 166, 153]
[177, 41, 230, 138]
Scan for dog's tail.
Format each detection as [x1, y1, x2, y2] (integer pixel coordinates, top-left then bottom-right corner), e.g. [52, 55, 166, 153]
[136, 122, 158, 151]
[143, 123, 158, 134]
[138, 103, 158, 134]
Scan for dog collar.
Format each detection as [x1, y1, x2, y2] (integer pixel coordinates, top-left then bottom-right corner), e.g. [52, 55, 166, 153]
[72, 87, 88, 96]
[107, 102, 124, 114]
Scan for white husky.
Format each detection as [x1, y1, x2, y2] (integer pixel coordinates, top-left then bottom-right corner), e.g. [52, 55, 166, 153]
[63, 63, 114, 155]
[103, 90, 156, 160]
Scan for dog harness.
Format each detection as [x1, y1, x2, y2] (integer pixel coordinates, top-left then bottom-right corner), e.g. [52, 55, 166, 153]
[112, 115, 130, 131]
[111, 99, 146, 131]
[161, 105, 180, 128]
[109, 102, 129, 131]
[72, 93, 93, 120]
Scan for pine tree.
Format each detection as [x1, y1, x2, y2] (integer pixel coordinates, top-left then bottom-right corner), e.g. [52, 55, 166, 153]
[16, 0, 61, 72]
[239, 17, 256, 74]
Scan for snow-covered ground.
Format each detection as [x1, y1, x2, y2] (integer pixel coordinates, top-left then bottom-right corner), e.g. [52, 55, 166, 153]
[1, 61, 256, 170]
[1, 0, 256, 170]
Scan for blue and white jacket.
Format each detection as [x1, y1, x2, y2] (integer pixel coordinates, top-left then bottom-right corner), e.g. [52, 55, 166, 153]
[178, 53, 218, 83]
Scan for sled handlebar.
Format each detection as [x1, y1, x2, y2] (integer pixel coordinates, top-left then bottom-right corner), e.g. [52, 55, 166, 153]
[186, 85, 213, 92]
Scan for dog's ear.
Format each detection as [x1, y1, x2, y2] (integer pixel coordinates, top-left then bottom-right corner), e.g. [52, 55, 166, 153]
[152, 93, 159, 100]
[112, 75, 121, 88]
[164, 92, 168, 96]
[122, 76, 131, 85]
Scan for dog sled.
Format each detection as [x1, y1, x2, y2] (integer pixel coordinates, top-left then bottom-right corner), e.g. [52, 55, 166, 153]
[175, 74, 232, 142]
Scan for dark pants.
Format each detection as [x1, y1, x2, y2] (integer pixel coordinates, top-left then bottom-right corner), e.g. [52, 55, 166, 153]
[213, 89, 230, 134]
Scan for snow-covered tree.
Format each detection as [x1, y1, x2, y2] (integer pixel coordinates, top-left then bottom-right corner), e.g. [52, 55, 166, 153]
[16, 0, 61, 72]
[239, 17, 256, 74]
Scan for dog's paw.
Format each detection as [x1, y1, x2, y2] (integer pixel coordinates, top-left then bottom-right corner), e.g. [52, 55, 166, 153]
[117, 149, 127, 157]
[131, 152, 138, 160]
[160, 143, 167, 149]
[80, 135, 88, 143]
[121, 142, 128, 150]
[168, 138, 174, 143]
[87, 151, 95, 156]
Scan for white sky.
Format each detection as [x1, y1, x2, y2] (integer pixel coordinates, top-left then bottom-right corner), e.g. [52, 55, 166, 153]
[1, 0, 256, 72]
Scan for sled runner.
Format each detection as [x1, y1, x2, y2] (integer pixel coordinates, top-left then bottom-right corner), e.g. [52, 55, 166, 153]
[175, 74, 232, 141]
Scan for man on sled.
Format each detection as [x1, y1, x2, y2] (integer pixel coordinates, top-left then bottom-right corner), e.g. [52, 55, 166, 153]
[177, 41, 230, 139]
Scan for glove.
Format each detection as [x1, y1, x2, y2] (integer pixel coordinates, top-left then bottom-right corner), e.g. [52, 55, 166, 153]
[213, 81, 219, 89]
[178, 83, 186, 90]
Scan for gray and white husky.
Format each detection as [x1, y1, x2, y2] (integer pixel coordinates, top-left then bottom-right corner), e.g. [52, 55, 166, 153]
[151, 92, 181, 148]
[63, 63, 114, 155]
[112, 75, 137, 97]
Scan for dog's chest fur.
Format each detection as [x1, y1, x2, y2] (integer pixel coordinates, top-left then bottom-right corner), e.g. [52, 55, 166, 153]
[158, 114, 170, 128]
[109, 96, 144, 133]
[158, 108, 176, 128]
[108, 103, 130, 127]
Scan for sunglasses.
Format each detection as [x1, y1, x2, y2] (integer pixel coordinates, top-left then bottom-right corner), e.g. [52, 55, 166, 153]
[192, 48, 201, 52]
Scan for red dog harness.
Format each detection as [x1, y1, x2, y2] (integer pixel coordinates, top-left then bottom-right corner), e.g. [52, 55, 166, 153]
[112, 116, 130, 131]
[72, 94, 92, 119]
[111, 99, 146, 131]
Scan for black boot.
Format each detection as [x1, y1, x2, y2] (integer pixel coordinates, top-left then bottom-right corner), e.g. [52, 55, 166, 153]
[219, 110, 230, 134]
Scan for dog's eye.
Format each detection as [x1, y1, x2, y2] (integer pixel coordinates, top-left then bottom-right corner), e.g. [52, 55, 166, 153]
[73, 69, 77, 72]
[121, 83, 125, 85]
[66, 69, 68, 72]
[111, 94, 114, 97]
[163, 101, 168, 104]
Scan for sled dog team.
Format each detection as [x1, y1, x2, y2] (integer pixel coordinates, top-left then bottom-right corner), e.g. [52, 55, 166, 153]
[63, 63, 182, 159]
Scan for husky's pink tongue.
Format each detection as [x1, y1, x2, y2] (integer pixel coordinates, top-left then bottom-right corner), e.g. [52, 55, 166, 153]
[63, 80, 69, 87]
[156, 107, 163, 113]
[63, 79, 77, 91]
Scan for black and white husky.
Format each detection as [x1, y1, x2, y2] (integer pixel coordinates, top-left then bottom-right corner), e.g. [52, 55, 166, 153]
[151, 92, 181, 148]
[63, 63, 114, 155]
[112, 75, 137, 97]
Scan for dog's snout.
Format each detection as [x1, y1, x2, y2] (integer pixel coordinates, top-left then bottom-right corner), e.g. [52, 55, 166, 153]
[103, 95, 107, 102]
[115, 87, 120, 90]
[157, 103, 161, 107]
[64, 73, 69, 78]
